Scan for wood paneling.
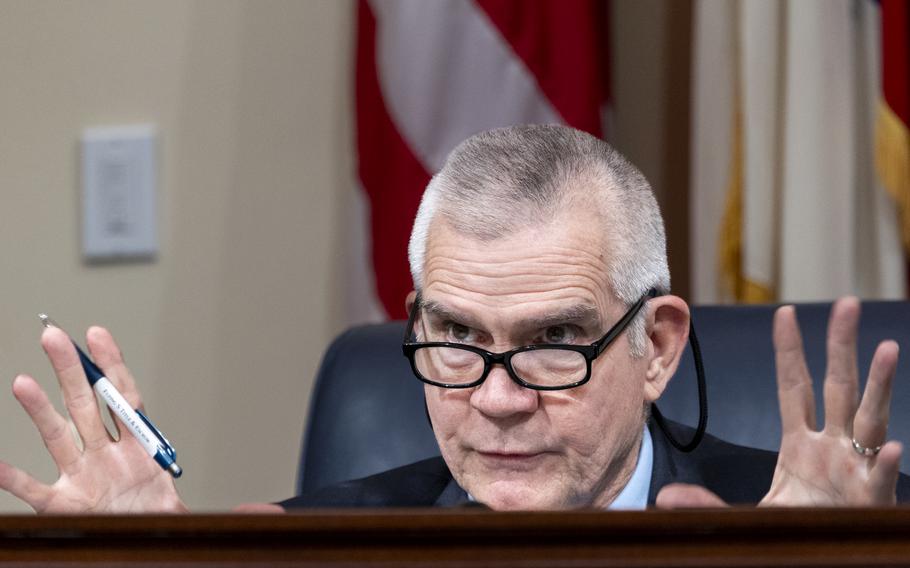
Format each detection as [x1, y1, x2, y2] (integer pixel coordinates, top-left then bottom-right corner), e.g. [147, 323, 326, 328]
[3, 509, 910, 567]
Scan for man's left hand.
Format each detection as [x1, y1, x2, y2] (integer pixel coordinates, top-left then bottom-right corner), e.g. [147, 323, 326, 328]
[657, 297, 902, 508]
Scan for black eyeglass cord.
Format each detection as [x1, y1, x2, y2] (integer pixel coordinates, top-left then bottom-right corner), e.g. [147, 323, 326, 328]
[650, 320, 708, 452]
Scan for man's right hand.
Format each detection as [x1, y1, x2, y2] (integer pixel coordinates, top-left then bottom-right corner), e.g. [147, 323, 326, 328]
[0, 326, 187, 513]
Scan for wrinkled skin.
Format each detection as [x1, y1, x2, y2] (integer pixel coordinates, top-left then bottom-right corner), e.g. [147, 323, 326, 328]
[415, 216, 689, 510]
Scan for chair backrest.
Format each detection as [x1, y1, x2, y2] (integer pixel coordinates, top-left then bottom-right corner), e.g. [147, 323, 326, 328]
[297, 301, 910, 495]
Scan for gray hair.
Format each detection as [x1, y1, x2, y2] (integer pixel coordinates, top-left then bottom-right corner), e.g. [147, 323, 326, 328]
[407, 124, 670, 354]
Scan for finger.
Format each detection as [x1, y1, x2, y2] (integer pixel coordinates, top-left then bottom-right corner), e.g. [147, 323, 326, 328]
[0, 460, 54, 512]
[86, 326, 144, 411]
[853, 341, 898, 448]
[822, 297, 861, 435]
[655, 484, 730, 509]
[86, 327, 142, 440]
[868, 441, 902, 505]
[41, 327, 111, 452]
[773, 305, 816, 432]
[12, 375, 81, 475]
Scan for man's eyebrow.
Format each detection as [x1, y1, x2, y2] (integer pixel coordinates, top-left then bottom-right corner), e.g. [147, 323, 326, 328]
[419, 300, 484, 329]
[515, 305, 602, 330]
[419, 301, 601, 330]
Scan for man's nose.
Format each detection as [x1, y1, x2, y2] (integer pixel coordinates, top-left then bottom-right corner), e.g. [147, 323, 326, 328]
[469, 363, 539, 418]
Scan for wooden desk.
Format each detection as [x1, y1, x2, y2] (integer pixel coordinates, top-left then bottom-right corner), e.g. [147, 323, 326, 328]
[2, 508, 910, 567]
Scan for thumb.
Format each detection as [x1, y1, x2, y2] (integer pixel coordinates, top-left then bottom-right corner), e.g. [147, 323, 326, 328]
[232, 502, 286, 514]
[655, 483, 730, 509]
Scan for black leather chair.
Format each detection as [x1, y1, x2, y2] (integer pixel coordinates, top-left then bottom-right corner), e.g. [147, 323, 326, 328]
[296, 301, 910, 496]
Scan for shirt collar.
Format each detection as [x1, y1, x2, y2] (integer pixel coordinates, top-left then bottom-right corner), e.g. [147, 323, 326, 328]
[607, 426, 653, 510]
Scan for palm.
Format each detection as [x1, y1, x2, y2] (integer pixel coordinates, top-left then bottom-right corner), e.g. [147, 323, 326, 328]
[762, 431, 897, 506]
[38, 442, 182, 513]
[0, 327, 187, 514]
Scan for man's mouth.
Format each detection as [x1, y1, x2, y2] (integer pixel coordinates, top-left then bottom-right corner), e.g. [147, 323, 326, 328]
[475, 450, 548, 468]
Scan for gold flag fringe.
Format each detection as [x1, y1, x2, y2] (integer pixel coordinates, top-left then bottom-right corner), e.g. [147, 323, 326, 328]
[875, 100, 910, 252]
[718, 109, 775, 303]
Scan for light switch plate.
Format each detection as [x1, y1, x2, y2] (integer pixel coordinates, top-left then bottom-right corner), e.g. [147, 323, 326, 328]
[81, 124, 158, 261]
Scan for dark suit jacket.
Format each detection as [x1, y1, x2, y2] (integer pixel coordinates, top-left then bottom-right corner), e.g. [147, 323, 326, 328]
[281, 420, 910, 508]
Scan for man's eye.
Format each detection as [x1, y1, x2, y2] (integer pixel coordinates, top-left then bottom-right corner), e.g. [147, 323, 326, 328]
[447, 323, 475, 343]
[542, 326, 576, 344]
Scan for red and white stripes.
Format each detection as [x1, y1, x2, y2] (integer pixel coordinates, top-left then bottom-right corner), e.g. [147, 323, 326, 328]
[352, 0, 610, 321]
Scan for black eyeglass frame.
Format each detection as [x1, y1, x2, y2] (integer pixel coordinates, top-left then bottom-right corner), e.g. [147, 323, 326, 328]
[401, 288, 658, 391]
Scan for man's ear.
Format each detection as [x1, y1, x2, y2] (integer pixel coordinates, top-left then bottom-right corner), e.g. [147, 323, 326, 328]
[405, 291, 417, 314]
[643, 295, 690, 403]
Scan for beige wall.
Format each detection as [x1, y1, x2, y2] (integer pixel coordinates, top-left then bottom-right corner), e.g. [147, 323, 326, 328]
[0, 0, 354, 511]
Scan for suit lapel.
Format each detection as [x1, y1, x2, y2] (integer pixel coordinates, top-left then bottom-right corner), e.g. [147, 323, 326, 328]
[433, 476, 470, 507]
[646, 418, 706, 505]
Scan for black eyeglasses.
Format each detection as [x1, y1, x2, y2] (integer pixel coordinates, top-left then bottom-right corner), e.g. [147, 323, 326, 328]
[401, 289, 658, 391]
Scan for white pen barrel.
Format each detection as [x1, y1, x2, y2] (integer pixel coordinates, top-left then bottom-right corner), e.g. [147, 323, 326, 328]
[93, 377, 158, 456]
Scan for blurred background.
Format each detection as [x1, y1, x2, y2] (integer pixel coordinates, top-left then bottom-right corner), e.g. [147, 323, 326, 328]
[0, 0, 906, 511]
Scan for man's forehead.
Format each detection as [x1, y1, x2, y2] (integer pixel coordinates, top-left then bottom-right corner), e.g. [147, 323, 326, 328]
[419, 211, 616, 327]
[424, 222, 609, 277]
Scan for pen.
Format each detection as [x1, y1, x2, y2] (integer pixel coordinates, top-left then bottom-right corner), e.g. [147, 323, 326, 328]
[38, 314, 182, 479]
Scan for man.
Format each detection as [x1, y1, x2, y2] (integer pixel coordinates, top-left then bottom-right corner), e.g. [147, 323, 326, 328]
[0, 125, 905, 512]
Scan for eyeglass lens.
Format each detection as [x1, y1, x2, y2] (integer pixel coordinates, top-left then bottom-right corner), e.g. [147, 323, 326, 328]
[414, 346, 587, 388]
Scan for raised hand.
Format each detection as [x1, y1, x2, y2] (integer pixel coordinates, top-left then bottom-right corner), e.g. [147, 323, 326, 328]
[0, 326, 187, 513]
[657, 297, 902, 509]
[760, 297, 902, 506]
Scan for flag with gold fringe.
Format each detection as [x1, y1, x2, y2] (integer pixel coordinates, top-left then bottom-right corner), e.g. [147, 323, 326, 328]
[877, 0, 910, 256]
[692, 0, 906, 304]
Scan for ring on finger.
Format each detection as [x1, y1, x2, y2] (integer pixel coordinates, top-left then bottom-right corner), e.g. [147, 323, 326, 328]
[852, 438, 882, 457]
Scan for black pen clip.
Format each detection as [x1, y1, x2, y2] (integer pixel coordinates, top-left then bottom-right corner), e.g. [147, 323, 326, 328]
[136, 409, 177, 460]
